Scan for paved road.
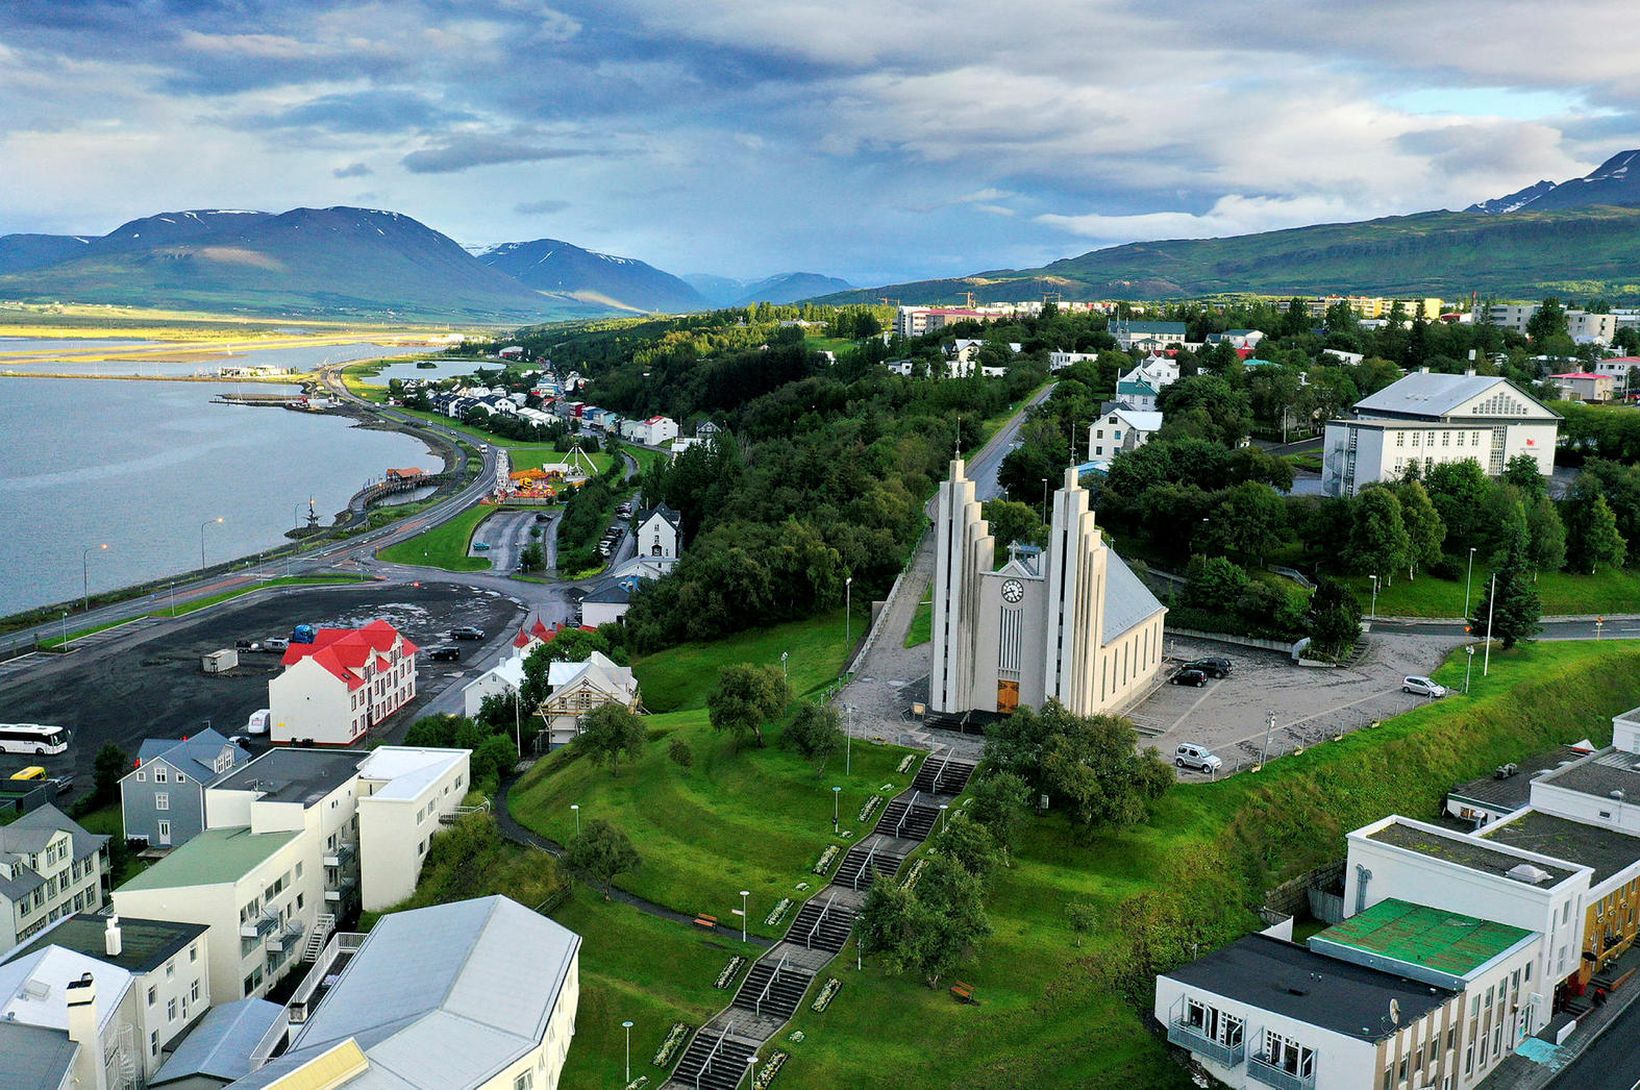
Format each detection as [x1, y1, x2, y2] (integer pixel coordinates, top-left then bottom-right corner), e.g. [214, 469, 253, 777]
[1547, 996, 1640, 1089]
[1374, 618, 1640, 642]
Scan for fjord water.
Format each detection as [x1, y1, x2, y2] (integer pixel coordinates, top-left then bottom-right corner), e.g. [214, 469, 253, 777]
[0, 377, 434, 617]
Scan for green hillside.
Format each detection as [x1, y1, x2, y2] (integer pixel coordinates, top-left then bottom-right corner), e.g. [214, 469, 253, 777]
[819, 205, 1640, 305]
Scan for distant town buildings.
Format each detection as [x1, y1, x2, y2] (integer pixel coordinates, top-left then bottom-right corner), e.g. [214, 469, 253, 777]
[1320, 369, 1559, 498]
[1304, 295, 1445, 321]
[1110, 319, 1187, 352]
[1474, 303, 1616, 345]
[620, 415, 679, 446]
[268, 620, 418, 746]
[1549, 371, 1617, 402]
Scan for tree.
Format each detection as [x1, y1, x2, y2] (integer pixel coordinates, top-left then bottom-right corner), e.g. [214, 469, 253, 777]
[1567, 491, 1628, 573]
[1306, 578, 1364, 657]
[470, 734, 518, 792]
[932, 813, 1002, 883]
[1392, 479, 1445, 580]
[784, 703, 844, 773]
[1502, 453, 1548, 500]
[1205, 482, 1286, 564]
[1526, 297, 1569, 345]
[1039, 706, 1173, 830]
[1157, 374, 1253, 448]
[966, 770, 1032, 863]
[1523, 492, 1567, 575]
[1066, 901, 1099, 947]
[1471, 520, 1542, 650]
[859, 853, 991, 988]
[576, 703, 646, 774]
[668, 737, 694, 770]
[519, 542, 545, 573]
[1424, 460, 1494, 553]
[706, 663, 791, 748]
[1346, 486, 1411, 582]
[1181, 555, 1251, 614]
[92, 743, 129, 809]
[565, 819, 640, 898]
[980, 498, 1046, 562]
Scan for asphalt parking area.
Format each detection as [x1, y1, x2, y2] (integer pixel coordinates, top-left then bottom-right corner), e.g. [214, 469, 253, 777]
[1134, 632, 1464, 778]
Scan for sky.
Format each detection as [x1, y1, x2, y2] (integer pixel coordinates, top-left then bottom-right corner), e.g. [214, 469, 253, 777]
[2, 0, 1638, 288]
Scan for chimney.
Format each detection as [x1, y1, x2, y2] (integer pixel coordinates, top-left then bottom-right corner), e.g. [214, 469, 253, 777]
[104, 915, 122, 957]
[1418, 366, 1430, 374]
[66, 972, 107, 1090]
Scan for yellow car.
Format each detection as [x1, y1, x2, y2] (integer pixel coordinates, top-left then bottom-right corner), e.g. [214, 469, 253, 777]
[9, 766, 47, 781]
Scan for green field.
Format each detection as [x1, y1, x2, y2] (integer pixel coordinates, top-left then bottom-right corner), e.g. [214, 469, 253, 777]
[904, 584, 932, 648]
[1349, 567, 1640, 618]
[376, 507, 495, 572]
[631, 606, 862, 713]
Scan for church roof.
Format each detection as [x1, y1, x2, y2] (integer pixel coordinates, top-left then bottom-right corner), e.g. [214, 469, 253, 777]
[1102, 550, 1166, 644]
[637, 503, 681, 530]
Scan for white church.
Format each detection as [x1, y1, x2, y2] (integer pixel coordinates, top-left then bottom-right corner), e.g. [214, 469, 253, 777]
[930, 459, 1167, 719]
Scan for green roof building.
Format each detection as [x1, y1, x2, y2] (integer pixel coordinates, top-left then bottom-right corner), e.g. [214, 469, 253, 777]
[1309, 898, 1538, 990]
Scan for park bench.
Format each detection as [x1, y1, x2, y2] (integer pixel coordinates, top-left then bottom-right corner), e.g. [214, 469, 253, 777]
[694, 914, 719, 930]
[950, 981, 977, 1004]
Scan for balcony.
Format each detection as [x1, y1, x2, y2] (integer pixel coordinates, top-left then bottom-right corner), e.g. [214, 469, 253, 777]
[322, 842, 356, 869]
[1167, 1020, 1245, 1068]
[240, 912, 279, 940]
[1248, 1055, 1315, 1090]
[323, 874, 358, 903]
[267, 918, 305, 953]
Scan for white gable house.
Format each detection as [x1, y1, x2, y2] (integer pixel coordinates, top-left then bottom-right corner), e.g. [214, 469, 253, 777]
[635, 504, 681, 560]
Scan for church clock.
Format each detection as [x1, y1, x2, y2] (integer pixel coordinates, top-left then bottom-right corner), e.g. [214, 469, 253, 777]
[1001, 578, 1025, 603]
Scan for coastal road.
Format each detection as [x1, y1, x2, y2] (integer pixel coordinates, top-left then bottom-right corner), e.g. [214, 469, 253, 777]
[1372, 617, 1640, 642]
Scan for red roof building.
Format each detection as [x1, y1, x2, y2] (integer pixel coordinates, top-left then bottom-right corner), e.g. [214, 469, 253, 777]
[271, 620, 419, 745]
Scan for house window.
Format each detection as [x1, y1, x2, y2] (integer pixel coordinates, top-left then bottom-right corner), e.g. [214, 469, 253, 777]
[176, 772, 187, 783]
[147, 986, 156, 1006]
[135, 771, 146, 782]
[190, 943, 198, 963]
[155, 793, 169, 811]
[165, 962, 174, 980]
[150, 1031, 159, 1056]
[191, 980, 200, 1003]
[167, 998, 177, 1022]
[154, 767, 167, 783]
[515, 1072, 534, 1090]
[1396, 432, 1405, 447]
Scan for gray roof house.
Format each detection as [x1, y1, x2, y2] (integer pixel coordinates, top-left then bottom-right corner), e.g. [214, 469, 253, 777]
[152, 997, 286, 1089]
[0, 805, 109, 953]
[121, 728, 252, 850]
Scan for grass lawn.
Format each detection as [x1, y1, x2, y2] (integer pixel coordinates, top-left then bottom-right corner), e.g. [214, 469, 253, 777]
[150, 575, 362, 620]
[38, 616, 141, 650]
[1347, 566, 1640, 617]
[621, 442, 670, 477]
[904, 583, 932, 648]
[376, 506, 495, 572]
[510, 707, 917, 938]
[76, 804, 150, 885]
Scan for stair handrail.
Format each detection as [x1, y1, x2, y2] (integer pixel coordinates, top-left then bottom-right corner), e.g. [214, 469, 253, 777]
[894, 791, 923, 839]
[695, 1019, 735, 1090]
[805, 893, 836, 950]
[754, 954, 789, 1016]
[931, 751, 953, 793]
[853, 842, 879, 892]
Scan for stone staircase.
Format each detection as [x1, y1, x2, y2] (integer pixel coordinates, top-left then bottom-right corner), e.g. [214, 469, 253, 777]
[731, 955, 815, 1022]
[875, 794, 941, 841]
[913, 755, 978, 796]
[786, 893, 855, 954]
[670, 1022, 761, 1090]
[832, 839, 907, 892]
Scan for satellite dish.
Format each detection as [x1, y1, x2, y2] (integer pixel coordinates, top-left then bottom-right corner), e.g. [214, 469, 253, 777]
[1389, 998, 1401, 1025]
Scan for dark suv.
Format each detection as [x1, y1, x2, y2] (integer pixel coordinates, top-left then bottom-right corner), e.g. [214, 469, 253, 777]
[1183, 657, 1232, 679]
[428, 645, 462, 662]
[450, 626, 485, 640]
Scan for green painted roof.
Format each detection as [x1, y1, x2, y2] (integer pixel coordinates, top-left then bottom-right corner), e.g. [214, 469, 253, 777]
[117, 827, 298, 892]
[1315, 898, 1532, 977]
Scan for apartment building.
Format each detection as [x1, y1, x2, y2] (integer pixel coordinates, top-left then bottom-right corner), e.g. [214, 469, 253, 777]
[354, 747, 470, 911]
[269, 620, 418, 746]
[1088, 407, 1163, 463]
[1111, 319, 1187, 351]
[0, 804, 109, 953]
[121, 728, 253, 849]
[2, 913, 212, 1083]
[1115, 356, 1180, 412]
[1473, 303, 1616, 345]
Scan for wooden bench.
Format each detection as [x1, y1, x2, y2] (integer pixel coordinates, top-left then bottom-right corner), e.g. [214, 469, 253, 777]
[693, 914, 719, 930]
[950, 981, 976, 1004]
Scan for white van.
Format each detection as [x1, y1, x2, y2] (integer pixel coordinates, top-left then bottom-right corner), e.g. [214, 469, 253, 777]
[246, 709, 271, 735]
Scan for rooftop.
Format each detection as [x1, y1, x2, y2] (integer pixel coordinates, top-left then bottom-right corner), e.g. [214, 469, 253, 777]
[1164, 934, 1451, 1042]
[356, 747, 467, 802]
[1483, 811, 1640, 885]
[1366, 820, 1579, 885]
[1102, 549, 1166, 645]
[152, 998, 284, 1087]
[117, 826, 300, 892]
[1447, 746, 1590, 815]
[0, 1022, 76, 1090]
[212, 747, 367, 807]
[1534, 747, 1640, 802]
[8, 913, 207, 976]
[1352, 371, 1556, 422]
[1311, 899, 1534, 984]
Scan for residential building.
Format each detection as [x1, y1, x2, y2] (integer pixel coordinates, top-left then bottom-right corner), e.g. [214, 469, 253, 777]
[539, 652, 641, 747]
[1320, 369, 1559, 497]
[122, 728, 253, 850]
[1111, 319, 1187, 351]
[1307, 296, 1444, 321]
[1047, 350, 1099, 372]
[353, 747, 471, 911]
[1443, 745, 1591, 829]
[269, 620, 419, 746]
[151, 997, 286, 1089]
[0, 963, 132, 1090]
[0, 804, 109, 953]
[930, 460, 1166, 723]
[1088, 407, 1163, 462]
[1592, 356, 1640, 393]
[1114, 356, 1180, 412]
[2, 913, 211, 1082]
[226, 896, 579, 1090]
[1550, 371, 1617, 402]
[461, 620, 549, 719]
[1474, 303, 1616, 345]
[634, 503, 682, 559]
[1204, 328, 1265, 349]
[619, 415, 679, 446]
[578, 557, 677, 628]
[894, 306, 998, 338]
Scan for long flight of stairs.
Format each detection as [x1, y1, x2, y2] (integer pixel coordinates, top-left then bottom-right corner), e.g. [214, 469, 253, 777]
[832, 841, 906, 892]
[786, 894, 855, 954]
[875, 794, 941, 841]
[670, 1024, 760, 1090]
[731, 957, 814, 1022]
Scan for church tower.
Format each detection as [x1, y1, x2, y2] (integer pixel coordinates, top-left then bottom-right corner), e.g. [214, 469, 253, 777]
[1042, 463, 1110, 714]
[929, 458, 991, 714]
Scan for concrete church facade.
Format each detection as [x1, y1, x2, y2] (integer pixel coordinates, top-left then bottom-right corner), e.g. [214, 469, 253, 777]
[930, 459, 1167, 719]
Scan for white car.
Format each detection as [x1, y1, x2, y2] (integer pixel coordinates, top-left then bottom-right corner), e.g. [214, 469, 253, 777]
[1403, 676, 1449, 698]
[1174, 743, 1223, 773]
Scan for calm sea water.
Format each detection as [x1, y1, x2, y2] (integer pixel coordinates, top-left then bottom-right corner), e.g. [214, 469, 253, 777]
[365, 359, 506, 384]
[0, 376, 436, 616]
[0, 341, 394, 376]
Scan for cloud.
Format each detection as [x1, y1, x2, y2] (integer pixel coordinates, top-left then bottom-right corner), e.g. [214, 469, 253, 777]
[332, 162, 373, 178]
[1036, 193, 1370, 245]
[400, 135, 603, 174]
[255, 89, 473, 134]
[515, 198, 570, 214]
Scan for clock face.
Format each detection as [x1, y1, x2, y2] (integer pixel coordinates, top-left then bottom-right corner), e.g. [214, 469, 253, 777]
[1001, 579, 1025, 603]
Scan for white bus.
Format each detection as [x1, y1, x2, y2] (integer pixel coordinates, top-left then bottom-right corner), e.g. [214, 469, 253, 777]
[0, 724, 69, 756]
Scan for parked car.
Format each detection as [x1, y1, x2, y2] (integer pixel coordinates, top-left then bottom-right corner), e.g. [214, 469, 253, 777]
[429, 645, 462, 662]
[245, 709, 270, 735]
[264, 637, 290, 652]
[1170, 667, 1208, 687]
[472, 541, 491, 552]
[234, 639, 260, 653]
[450, 626, 486, 640]
[1403, 675, 1449, 698]
[1183, 657, 1232, 679]
[534, 513, 550, 523]
[1174, 743, 1222, 773]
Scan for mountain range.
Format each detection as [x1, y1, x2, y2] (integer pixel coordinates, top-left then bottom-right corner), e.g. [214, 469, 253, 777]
[819, 150, 1640, 306]
[0, 208, 849, 324]
[684, 271, 854, 307]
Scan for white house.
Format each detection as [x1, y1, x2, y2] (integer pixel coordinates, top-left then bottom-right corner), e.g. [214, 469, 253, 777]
[1205, 328, 1265, 350]
[1111, 319, 1187, 351]
[579, 557, 676, 628]
[1047, 350, 1099, 372]
[539, 652, 641, 748]
[1320, 369, 1559, 497]
[354, 747, 472, 911]
[1550, 371, 1617, 402]
[621, 415, 679, 446]
[462, 619, 553, 719]
[1088, 407, 1163, 462]
[1114, 356, 1180, 412]
[0, 913, 211, 1084]
[1475, 303, 1616, 346]
[634, 503, 681, 560]
[269, 620, 418, 746]
[0, 805, 109, 955]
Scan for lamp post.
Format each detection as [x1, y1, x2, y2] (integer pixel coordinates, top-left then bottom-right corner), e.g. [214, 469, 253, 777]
[1259, 711, 1276, 768]
[1368, 574, 1379, 622]
[780, 650, 789, 681]
[293, 502, 303, 534]
[740, 890, 750, 944]
[82, 543, 108, 611]
[742, 1055, 758, 1090]
[1464, 645, 1475, 694]
[1040, 477, 1049, 521]
[1483, 571, 1497, 677]
[200, 516, 223, 570]
[1463, 546, 1477, 623]
[939, 802, 949, 832]
[622, 1020, 634, 1083]
[832, 785, 841, 834]
[844, 576, 853, 660]
[571, 803, 580, 837]
[1596, 617, 1606, 642]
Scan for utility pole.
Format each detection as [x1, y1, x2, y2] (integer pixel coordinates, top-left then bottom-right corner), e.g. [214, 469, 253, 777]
[1259, 711, 1276, 768]
[1483, 571, 1497, 677]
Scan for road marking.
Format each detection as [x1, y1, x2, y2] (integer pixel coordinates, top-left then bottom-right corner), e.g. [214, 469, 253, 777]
[1163, 681, 1219, 734]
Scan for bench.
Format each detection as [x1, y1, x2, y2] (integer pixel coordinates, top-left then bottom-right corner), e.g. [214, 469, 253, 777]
[950, 981, 976, 1004]
[694, 914, 719, 930]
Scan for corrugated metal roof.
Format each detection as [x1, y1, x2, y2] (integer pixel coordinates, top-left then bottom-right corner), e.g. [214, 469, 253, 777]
[1352, 371, 1554, 421]
[0, 1021, 77, 1090]
[1102, 549, 1165, 644]
[153, 998, 285, 1085]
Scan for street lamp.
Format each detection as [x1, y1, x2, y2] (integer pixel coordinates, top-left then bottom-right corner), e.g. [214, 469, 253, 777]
[832, 786, 841, 834]
[739, 890, 750, 944]
[843, 703, 853, 776]
[82, 543, 108, 611]
[1463, 546, 1477, 623]
[844, 576, 853, 657]
[939, 802, 949, 832]
[1464, 645, 1475, 694]
[1367, 574, 1379, 622]
[781, 650, 789, 681]
[200, 517, 223, 570]
[1041, 477, 1049, 521]
[743, 1055, 758, 1090]
[622, 1020, 634, 1083]
[1483, 571, 1497, 678]
[1259, 711, 1276, 768]
[570, 803, 580, 837]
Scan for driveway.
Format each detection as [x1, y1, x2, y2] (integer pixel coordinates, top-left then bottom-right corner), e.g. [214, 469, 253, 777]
[1135, 632, 1464, 777]
[469, 509, 540, 572]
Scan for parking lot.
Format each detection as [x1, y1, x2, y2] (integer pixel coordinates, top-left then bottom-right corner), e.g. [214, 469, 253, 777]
[1133, 632, 1465, 778]
[0, 581, 523, 795]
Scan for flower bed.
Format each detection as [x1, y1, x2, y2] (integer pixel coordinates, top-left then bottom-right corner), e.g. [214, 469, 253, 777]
[652, 1023, 690, 1068]
[753, 1051, 789, 1090]
[813, 844, 840, 875]
[624, 1078, 650, 1090]
[896, 755, 915, 773]
[856, 794, 884, 824]
[811, 977, 842, 1013]
[765, 898, 792, 926]
[902, 857, 927, 891]
[714, 956, 746, 990]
